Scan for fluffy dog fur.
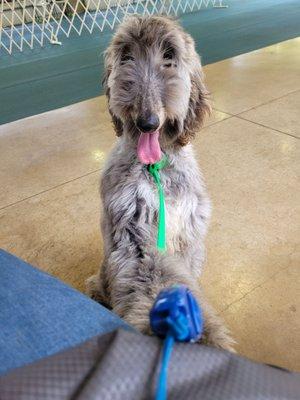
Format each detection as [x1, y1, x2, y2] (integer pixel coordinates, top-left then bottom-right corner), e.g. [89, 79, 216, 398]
[87, 15, 234, 350]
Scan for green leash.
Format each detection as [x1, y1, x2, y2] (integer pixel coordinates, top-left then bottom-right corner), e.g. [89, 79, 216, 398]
[147, 155, 169, 252]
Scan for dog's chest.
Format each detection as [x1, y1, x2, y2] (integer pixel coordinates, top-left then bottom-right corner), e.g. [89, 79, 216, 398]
[165, 195, 197, 252]
[139, 171, 201, 253]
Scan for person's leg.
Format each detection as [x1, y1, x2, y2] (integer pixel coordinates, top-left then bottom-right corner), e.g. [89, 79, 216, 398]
[0, 249, 130, 376]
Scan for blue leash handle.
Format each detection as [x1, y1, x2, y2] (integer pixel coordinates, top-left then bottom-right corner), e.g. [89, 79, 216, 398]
[150, 285, 204, 400]
[156, 333, 174, 400]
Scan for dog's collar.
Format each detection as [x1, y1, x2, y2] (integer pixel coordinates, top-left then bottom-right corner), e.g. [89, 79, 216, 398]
[147, 155, 169, 252]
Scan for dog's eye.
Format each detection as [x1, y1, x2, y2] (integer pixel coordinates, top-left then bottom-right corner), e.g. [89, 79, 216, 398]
[120, 55, 134, 65]
[163, 42, 176, 60]
[162, 44, 176, 68]
[122, 81, 134, 91]
[163, 49, 174, 60]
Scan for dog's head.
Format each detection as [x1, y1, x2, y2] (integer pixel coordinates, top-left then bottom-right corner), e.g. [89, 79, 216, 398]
[104, 16, 211, 161]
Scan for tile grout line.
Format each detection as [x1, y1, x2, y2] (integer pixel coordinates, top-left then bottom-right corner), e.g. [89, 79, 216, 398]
[235, 115, 300, 140]
[0, 168, 101, 212]
[207, 109, 299, 140]
[205, 113, 235, 128]
[1, 91, 298, 211]
[213, 89, 300, 141]
[213, 87, 300, 118]
[219, 263, 293, 316]
[0, 114, 235, 211]
[237, 88, 300, 114]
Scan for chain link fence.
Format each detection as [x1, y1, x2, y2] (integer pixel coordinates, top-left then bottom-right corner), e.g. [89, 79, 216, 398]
[0, 0, 227, 55]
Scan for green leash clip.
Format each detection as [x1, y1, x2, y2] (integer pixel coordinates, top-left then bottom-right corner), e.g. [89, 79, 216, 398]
[147, 155, 169, 252]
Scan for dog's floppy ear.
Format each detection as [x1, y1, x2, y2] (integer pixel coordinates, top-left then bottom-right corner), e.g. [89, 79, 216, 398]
[102, 48, 124, 137]
[177, 56, 211, 146]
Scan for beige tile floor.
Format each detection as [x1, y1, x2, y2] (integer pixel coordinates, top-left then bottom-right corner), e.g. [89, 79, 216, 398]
[0, 38, 299, 371]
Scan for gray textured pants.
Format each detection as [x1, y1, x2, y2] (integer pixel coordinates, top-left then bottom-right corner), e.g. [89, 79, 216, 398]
[1, 329, 299, 400]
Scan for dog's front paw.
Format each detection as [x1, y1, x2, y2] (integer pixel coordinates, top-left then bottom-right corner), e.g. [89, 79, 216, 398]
[122, 308, 153, 336]
[200, 315, 236, 352]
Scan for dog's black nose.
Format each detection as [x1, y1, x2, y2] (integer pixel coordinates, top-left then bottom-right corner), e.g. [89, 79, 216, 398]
[136, 114, 160, 132]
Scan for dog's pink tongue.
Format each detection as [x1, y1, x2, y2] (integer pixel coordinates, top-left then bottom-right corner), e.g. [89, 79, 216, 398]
[137, 131, 161, 164]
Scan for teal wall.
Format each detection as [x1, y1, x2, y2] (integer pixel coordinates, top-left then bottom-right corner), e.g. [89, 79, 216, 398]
[0, 0, 299, 125]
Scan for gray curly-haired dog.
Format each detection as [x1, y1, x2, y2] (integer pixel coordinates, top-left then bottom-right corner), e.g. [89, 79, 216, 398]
[87, 15, 234, 350]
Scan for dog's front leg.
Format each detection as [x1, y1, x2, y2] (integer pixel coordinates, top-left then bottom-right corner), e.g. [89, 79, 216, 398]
[197, 295, 236, 352]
